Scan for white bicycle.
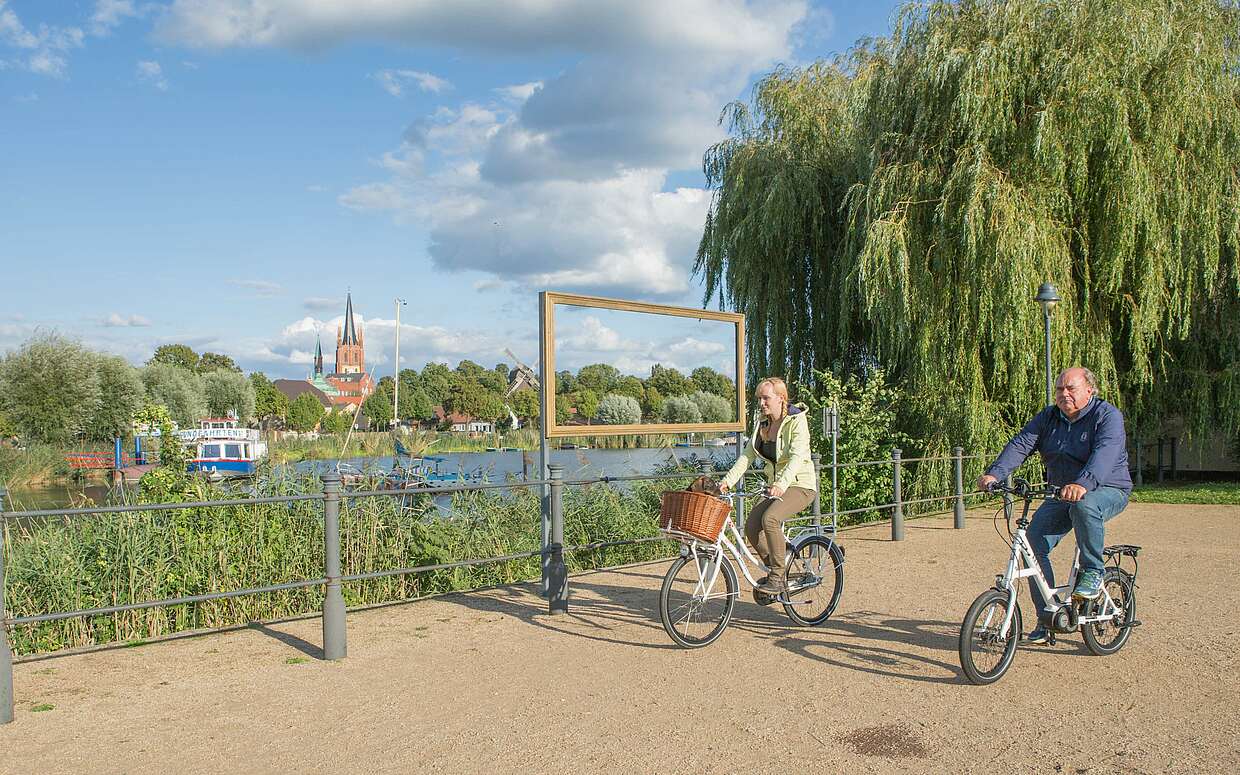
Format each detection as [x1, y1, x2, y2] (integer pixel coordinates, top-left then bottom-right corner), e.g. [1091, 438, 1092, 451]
[658, 487, 845, 648]
[959, 478, 1141, 685]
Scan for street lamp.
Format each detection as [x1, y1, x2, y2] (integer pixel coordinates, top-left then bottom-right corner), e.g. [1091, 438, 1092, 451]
[392, 298, 407, 428]
[1035, 282, 1060, 406]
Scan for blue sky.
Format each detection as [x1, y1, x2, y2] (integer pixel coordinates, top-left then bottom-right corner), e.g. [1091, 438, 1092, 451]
[1, 0, 904, 380]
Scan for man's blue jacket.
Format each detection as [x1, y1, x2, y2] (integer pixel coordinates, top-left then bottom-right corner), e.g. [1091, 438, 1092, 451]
[986, 397, 1133, 493]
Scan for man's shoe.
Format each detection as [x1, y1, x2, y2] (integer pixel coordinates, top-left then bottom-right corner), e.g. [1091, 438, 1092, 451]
[1023, 626, 1050, 645]
[1072, 570, 1104, 601]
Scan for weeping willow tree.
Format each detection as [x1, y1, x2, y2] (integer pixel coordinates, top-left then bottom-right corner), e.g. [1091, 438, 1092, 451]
[698, 0, 1240, 454]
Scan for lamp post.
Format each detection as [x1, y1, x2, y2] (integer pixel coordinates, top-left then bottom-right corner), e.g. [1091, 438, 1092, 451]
[1035, 282, 1060, 406]
[392, 298, 407, 428]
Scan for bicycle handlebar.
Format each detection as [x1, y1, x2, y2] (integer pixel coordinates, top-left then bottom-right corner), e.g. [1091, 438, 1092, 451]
[986, 477, 1060, 500]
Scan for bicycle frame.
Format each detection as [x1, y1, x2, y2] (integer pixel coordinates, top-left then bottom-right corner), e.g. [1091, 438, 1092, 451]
[994, 524, 1125, 638]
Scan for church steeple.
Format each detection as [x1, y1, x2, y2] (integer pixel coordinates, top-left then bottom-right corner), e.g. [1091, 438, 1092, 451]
[313, 334, 324, 377]
[342, 292, 359, 346]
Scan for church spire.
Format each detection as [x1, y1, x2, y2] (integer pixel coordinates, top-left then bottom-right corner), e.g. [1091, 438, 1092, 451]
[342, 292, 359, 346]
[314, 333, 324, 376]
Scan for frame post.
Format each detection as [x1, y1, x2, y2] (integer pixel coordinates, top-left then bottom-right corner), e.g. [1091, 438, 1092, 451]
[811, 453, 822, 533]
[1, 487, 13, 725]
[1170, 436, 1178, 481]
[953, 446, 966, 529]
[547, 464, 568, 615]
[891, 448, 904, 541]
[321, 472, 347, 660]
[538, 293, 551, 597]
[1156, 437, 1165, 484]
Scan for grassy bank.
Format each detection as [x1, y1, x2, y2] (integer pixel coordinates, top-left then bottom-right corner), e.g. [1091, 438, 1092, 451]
[2, 470, 691, 655]
[0, 444, 77, 490]
[1129, 481, 1240, 505]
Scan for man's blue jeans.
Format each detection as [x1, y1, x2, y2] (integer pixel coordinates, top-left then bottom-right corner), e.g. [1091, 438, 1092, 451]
[1026, 485, 1129, 622]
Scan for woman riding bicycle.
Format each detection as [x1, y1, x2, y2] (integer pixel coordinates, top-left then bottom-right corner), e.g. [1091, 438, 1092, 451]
[718, 377, 818, 598]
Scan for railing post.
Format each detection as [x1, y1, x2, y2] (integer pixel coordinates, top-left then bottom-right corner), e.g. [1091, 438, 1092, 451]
[1134, 436, 1143, 487]
[321, 472, 346, 660]
[811, 453, 822, 533]
[1156, 437, 1165, 484]
[1, 486, 13, 725]
[547, 464, 568, 615]
[891, 448, 904, 541]
[953, 446, 965, 529]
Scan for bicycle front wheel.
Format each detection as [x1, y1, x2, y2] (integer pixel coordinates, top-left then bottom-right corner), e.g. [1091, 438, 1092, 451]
[959, 589, 1021, 685]
[1081, 568, 1136, 656]
[659, 551, 737, 648]
[781, 536, 844, 626]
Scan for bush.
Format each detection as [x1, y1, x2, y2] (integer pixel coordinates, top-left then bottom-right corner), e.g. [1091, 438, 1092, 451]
[596, 394, 642, 425]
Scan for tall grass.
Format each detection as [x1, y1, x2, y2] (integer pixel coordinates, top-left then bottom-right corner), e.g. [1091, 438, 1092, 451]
[2, 469, 691, 655]
[0, 443, 74, 490]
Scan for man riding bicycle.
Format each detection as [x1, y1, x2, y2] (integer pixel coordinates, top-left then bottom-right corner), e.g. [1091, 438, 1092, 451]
[976, 367, 1132, 644]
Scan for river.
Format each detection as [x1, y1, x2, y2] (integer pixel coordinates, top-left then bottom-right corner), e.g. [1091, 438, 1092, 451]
[4, 444, 740, 512]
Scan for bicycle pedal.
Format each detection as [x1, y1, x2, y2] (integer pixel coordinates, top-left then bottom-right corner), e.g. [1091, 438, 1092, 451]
[1120, 619, 1143, 629]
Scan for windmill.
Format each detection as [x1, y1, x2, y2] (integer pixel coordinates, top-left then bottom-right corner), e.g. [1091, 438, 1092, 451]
[504, 348, 540, 397]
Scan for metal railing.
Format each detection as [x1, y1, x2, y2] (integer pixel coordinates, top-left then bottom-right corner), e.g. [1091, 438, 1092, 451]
[0, 447, 992, 724]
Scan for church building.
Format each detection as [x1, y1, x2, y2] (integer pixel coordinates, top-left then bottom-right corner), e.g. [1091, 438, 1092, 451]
[308, 293, 376, 412]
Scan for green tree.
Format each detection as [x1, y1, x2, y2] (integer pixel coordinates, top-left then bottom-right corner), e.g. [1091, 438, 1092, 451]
[596, 394, 642, 425]
[197, 352, 241, 373]
[445, 381, 504, 422]
[556, 370, 577, 393]
[287, 393, 326, 432]
[0, 333, 100, 444]
[87, 356, 146, 441]
[148, 344, 199, 371]
[613, 375, 645, 404]
[643, 386, 665, 418]
[647, 365, 690, 398]
[420, 362, 452, 406]
[141, 363, 206, 427]
[577, 363, 621, 395]
[572, 388, 600, 420]
[661, 395, 702, 424]
[399, 386, 434, 422]
[455, 359, 486, 380]
[250, 372, 288, 423]
[363, 385, 394, 429]
[509, 388, 540, 422]
[691, 367, 734, 401]
[688, 390, 732, 423]
[698, 0, 1240, 452]
[202, 370, 255, 421]
[320, 410, 353, 434]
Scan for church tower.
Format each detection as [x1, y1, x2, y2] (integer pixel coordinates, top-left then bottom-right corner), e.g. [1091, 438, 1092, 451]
[334, 293, 365, 374]
[313, 333, 324, 377]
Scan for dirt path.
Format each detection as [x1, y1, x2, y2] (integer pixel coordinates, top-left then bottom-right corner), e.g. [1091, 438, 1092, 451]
[2, 503, 1237, 774]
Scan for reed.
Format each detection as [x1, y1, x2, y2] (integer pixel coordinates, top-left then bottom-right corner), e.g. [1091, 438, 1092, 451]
[1, 469, 691, 655]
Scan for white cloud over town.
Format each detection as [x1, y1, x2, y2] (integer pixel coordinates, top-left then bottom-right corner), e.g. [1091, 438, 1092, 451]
[157, 0, 808, 301]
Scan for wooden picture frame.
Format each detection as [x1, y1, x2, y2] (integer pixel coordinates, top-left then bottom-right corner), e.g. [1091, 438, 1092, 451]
[539, 291, 746, 438]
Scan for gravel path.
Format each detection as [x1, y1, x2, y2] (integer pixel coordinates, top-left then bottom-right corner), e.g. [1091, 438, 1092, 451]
[2, 502, 1237, 774]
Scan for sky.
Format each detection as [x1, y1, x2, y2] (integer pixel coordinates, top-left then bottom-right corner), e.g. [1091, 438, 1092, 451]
[1, 0, 904, 381]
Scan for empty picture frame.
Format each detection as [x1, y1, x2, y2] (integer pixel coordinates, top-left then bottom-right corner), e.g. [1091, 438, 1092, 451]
[539, 291, 746, 438]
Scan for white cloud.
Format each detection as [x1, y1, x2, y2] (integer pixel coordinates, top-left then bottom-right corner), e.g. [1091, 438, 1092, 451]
[136, 59, 168, 90]
[303, 296, 339, 311]
[91, 0, 139, 36]
[373, 68, 451, 97]
[101, 313, 153, 327]
[494, 81, 542, 103]
[226, 278, 282, 296]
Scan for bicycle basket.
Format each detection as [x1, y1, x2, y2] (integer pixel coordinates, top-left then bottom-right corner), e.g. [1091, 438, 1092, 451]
[659, 489, 732, 542]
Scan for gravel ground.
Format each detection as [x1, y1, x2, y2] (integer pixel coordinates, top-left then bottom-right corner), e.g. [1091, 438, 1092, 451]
[1, 502, 1237, 774]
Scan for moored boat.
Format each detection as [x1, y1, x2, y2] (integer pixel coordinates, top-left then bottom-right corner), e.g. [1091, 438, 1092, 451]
[176, 418, 267, 477]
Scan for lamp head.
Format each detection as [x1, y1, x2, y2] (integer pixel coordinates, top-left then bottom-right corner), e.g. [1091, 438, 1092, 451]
[1035, 282, 1061, 312]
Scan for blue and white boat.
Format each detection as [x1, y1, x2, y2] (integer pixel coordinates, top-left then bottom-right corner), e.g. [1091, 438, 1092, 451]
[177, 418, 268, 477]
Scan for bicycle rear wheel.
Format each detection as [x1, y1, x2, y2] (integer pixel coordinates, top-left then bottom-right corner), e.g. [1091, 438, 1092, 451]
[781, 536, 844, 626]
[1081, 568, 1136, 656]
[659, 551, 737, 648]
[959, 589, 1021, 685]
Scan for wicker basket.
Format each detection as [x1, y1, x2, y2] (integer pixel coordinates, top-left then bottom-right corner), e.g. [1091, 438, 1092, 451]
[660, 489, 732, 542]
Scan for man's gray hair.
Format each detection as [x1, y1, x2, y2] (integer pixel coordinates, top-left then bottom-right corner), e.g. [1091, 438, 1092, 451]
[1059, 366, 1098, 391]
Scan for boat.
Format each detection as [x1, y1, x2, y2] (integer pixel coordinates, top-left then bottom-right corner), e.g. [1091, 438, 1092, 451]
[705, 437, 730, 447]
[673, 433, 697, 448]
[176, 417, 267, 477]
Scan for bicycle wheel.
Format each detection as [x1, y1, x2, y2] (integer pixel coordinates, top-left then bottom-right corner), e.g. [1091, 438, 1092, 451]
[959, 589, 1021, 685]
[781, 536, 844, 626]
[659, 550, 737, 648]
[1081, 568, 1136, 656]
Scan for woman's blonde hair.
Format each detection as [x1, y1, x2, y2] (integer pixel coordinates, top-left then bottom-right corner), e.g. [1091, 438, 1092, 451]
[755, 377, 789, 410]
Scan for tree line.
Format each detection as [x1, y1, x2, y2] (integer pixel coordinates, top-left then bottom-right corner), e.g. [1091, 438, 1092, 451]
[0, 333, 738, 442]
